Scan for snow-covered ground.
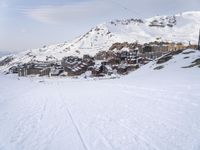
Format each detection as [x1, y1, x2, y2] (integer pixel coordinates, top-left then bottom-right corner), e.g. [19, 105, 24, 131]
[0, 49, 200, 150]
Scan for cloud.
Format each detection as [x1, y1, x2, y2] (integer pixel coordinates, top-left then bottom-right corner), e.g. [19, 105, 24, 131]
[21, 1, 116, 24]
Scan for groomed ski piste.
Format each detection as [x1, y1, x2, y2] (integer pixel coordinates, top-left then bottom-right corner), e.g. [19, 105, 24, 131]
[0, 49, 200, 150]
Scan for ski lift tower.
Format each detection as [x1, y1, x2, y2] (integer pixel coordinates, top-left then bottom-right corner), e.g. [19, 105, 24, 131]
[198, 29, 200, 50]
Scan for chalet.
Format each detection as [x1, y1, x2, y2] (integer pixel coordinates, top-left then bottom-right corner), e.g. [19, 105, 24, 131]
[91, 67, 104, 77]
[109, 42, 129, 51]
[187, 44, 197, 50]
[91, 64, 111, 77]
[40, 68, 51, 76]
[107, 58, 121, 66]
[142, 45, 152, 53]
[91, 66, 105, 77]
[18, 68, 27, 76]
[61, 56, 81, 70]
[116, 65, 128, 75]
[143, 44, 168, 53]
[142, 44, 169, 59]
[101, 61, 108, 66]
[115, 64, 137, 75]
[119, 51, 136, 61]
[61, 57, 90, 76]
[9, 66, 18, 74]
[83, 55, 93, 61]
[167, 43, 178, 51]
[50, 68, 63, 76]
[101, 65, 109, 74]
[175, 43, 186, 51]
[126, 56, 143, 64]
[18, 62, 53, 77]
[126, 64, 139, 72]
[94, 51, 117, 60]
[50, 62, 64, 76]
[109, 42, 142, 52]
[82, 55, 95, 66]
[94, 51, 108, 60]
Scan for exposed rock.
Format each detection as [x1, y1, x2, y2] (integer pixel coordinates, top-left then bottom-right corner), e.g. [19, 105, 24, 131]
[0, 56, 13, 66]
[94, 51, 117, 60]
[182, 58, 200, 68]
[149, 16, 176, 28]
[110, 19, 143, 26]
[157, 55, 173, 64]
[156, 50, 183, 64]
[154, 66, 164, 70]
[182, 51, 196, 54]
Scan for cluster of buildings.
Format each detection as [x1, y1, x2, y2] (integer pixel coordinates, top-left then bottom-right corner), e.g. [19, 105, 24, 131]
[9, 62, 63, 77]
[8, 41, 199, 78]
[9, 50, 141, 77]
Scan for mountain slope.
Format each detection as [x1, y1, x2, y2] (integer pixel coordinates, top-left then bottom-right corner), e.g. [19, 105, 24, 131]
[0, 11, 200, 70]
[0, 49, 200, 150]
[125, 49, 200, 83]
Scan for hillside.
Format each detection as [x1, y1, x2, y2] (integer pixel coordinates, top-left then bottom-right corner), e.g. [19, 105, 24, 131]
[126, 49, 200, 82]
[0, 49, 200, 150]
[0, 11, 200, 71]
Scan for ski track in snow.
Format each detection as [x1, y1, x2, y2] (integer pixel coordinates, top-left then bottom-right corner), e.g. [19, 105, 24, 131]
[60, 94, 89, 150]
[0, 70, 200, 150]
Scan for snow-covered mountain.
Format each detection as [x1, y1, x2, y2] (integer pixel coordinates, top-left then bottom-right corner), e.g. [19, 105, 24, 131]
[126, 49, 200, 80]
[1, 11, 200, 70]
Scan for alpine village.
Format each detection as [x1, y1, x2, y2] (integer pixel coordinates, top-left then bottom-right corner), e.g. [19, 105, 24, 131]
[3, 36, 200, 78]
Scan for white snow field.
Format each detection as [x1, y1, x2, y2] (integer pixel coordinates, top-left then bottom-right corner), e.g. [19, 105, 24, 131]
[0, 49, 200, 150]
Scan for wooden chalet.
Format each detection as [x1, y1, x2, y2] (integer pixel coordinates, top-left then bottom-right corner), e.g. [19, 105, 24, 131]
[9, 66, 18, 74]
[61, 56, 90, 76]
[119, 50, 137, 61]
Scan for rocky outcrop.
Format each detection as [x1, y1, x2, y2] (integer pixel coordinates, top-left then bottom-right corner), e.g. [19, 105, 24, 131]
[0, 56, 13, 66]
[149, 16, 176, 28]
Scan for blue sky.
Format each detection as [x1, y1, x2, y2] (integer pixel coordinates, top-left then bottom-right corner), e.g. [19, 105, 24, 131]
[0, 0, 199, 52]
